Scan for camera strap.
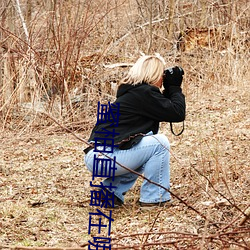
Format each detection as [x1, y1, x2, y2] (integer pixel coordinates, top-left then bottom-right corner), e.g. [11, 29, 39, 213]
[170, 121, 185, 136]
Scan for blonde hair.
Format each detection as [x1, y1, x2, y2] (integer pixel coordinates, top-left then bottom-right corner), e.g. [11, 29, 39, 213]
[121, 54, 165, 85]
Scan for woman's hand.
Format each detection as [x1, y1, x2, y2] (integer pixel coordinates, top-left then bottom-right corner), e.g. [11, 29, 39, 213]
[163, 66, 184, 88]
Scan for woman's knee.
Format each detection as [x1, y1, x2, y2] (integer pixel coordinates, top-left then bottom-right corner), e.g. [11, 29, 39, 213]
[151, 134, 170, 150]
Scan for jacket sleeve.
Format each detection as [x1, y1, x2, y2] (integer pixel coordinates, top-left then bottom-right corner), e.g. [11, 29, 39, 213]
[142, 86, 186, 122]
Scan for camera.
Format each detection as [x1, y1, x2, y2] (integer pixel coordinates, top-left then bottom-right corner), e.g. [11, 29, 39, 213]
[163, 66, 184, 76]
[163, 66, 184, 88]
[164, 67, 174, 75]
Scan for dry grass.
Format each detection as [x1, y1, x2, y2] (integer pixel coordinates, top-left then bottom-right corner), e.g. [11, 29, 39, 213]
[0, 79, 249, 249]
[0, 0, 250, 249]
[0, 64, 249, 248]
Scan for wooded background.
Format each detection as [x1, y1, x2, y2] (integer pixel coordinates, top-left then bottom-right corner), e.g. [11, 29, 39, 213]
[0, 0, 249, 130]
[0, 1, 249, 249]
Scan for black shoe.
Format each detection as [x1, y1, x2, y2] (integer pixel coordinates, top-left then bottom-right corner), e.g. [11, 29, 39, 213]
[98, 188, 123, 208]
[139, 200, 172, 210]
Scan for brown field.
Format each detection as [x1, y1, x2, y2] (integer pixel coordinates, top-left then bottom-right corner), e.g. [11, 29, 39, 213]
[0, 0, 249, 249]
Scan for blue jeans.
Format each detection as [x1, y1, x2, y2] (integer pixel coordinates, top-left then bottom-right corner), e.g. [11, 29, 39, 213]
[84, 134, 170, 203]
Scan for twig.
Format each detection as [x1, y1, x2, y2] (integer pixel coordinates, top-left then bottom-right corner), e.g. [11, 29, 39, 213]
[13, 0, 30, 45]
[216, 238, 250, 250]
[0, 246, 87, 250]
[111, 229, 250, 249]
[111, 239, 185, 249]
[141, 210, 162, 249]
[110, 229, 250, 240]
[239, 207, 250, 226]
[40, 112, 216, 225]
[112, 231, 199, 240]
[103, 63, 134, 68]
[190, 163, 247, 217]
[203, 139, 237, 205]
[219, 211, 245, 232]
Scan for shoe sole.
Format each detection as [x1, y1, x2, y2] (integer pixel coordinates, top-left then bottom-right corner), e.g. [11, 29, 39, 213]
[139, 201, 172, 210]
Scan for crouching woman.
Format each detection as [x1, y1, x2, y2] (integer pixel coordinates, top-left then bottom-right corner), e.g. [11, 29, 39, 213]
[84, 54, 186, 209]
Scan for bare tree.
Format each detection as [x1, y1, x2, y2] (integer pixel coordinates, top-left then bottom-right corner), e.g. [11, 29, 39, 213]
[0, 0, 15, 117]
[147, 0, 153, 53]
[13, 0, 38, 104]
[168, 0, 175, 42]
[200, 0, 207, 27]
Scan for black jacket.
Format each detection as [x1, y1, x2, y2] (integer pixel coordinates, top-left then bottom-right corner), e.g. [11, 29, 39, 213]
[87, 83, 186, 149]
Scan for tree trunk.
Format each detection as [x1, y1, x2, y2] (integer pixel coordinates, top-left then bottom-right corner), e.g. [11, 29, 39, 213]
[147, 0, 153, 54]
[13, 0, 38, 104]
[0, 0, 15, 113]
[168, 0, 175, 42]
[200, 0, 207, 27]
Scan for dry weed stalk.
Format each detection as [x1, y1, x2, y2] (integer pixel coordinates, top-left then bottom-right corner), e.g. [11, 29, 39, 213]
[1, 226, 249, 249]
[37, 111, 249, 249]
[0, 1, 249, 249]
[1, 0, 249, 129]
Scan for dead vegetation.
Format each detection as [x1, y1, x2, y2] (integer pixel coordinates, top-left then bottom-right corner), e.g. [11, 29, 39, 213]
[0, 0, 249, 249]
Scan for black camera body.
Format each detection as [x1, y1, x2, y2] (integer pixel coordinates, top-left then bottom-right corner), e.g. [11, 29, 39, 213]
[163, 66, 184, 88]
[163, 66, 184, 77]
[164, 67, 175, 75]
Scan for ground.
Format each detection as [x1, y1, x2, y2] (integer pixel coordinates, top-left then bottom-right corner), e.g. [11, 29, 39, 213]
[0, 81, 249, 249]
